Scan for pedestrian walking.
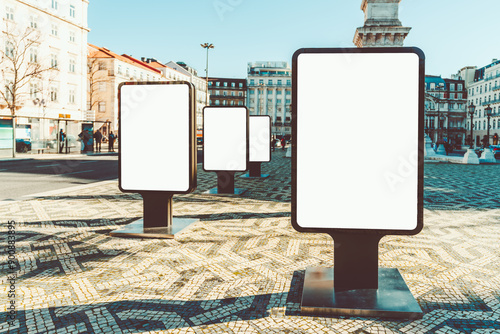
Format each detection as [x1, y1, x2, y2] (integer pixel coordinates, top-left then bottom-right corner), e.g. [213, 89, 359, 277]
[58, 129, 65, 153]
[83, 130, 91, 152]
[271, 136, 275, 152]
[94, 129, 103, 152]
[281, 137, 286, 151]
[109, 131, 116, 152]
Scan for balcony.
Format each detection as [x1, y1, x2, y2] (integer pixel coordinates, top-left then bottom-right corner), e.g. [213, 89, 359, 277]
[484, 72, 500, 81]
[247, 83, 291, 88]
[481, 98, 500, 106]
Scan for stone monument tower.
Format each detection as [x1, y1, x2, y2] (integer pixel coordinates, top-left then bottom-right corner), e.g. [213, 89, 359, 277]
[353, 0, 411, 47]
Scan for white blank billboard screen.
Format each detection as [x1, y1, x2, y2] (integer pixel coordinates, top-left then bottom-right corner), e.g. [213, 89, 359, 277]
[120, 83, 191, 192]
[296, 51, 420, 231]
[204, 107, 247, 171]
[249, 116, 271, 162]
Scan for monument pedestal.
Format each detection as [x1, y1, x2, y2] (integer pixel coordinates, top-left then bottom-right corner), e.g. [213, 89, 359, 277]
[462, 148, 480, 165]
[480, 148, 497, 163]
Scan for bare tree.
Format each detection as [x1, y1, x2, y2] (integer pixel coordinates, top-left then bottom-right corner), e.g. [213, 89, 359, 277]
[87, 56, 108, 116]
[0, 22, 53, 156]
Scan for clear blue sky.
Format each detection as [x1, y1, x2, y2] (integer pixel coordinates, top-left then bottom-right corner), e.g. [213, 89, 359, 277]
[88, 0, 500, 79]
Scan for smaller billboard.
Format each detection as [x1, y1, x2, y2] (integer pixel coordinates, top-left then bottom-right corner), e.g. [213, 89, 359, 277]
[203, 107, 248, 172]
[249, 115, 271, 163]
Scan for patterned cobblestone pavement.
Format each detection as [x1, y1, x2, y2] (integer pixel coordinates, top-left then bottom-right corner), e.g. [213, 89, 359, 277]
[1, 153, 500, 333]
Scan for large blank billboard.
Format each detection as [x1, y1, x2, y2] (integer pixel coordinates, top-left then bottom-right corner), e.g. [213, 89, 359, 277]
[292, 48, 424, 234]
[249, 115, 271, 163]
[203, 107, 248, 172]
[119, 82, 196, 193]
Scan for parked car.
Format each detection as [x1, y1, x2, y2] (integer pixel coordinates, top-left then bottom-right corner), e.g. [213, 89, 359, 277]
[489, 145, 500, 159]
[16, 138, 31, 153]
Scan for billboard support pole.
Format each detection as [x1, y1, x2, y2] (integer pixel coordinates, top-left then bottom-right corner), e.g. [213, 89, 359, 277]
[248, 162, 261, 177]
[142, 193, 173, 228]
[216, 171, 235, 194]
[332, 232, 382, 291]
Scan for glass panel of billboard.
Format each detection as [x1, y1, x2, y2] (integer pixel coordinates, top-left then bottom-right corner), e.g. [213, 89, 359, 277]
[295, 51, 421, 231]
[120, 83, 191, 192]
[203, 107, 248, 171]
[249, 116, 271, 162]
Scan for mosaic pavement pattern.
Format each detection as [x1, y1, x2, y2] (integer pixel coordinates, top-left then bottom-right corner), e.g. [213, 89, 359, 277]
[1, 153, 500, 333]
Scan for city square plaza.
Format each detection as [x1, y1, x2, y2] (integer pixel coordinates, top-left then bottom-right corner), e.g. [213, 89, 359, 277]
[1, 150, 500, 333]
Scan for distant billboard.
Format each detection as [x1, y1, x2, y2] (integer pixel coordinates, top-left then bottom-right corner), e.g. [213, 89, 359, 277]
[119, 82, 196, 193]
[249, 115, 271, 163]
[292, 47, 424, 235]
[203, 106, 248, 172]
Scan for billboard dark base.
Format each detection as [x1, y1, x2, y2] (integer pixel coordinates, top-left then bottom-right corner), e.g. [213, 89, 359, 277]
[109, 218, 198, 239]
[240, 174, 270, 179]
[301, 267, 423, 319]
[205, 188, 247, 195]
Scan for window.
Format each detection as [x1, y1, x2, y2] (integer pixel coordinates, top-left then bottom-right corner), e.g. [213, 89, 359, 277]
[30, 82, 38, 99]
[259, 79, 264, 85]
[69, 59, 76, 73]
[216, 82, 220, 86]
[51, 24, 58, 37]
[215, 90, 220, 96]
[5, 80, 13, 101]
[223, 91, 227, 96]
[99, 82, 106, 91]
[52, 0, 58, 10]
[69, 31, 75, 42]
[30, 15, 38, 29]
[231, 91, 235, 96]
[70, 5, 75, 18]
[494, 120, 496, 129]
[5, 6, 14, 20]
[231, 82, 235, 87]
[29, 48, 38, 63]
[239, 101, 243, 106]
[450, 83, 455, 91]
[140, 73, 143, 81]
[5, 42, 14, 58]
[458, 93, 462, 99]
[125, 68, 129, 77]
[50, 54, 58, 68]
[239, 83, 243, 88]
[267, 89, 273, 94]
[458, 84, 463, 90]
[249, 90, 254, 95]
[277, 80, 282, 85]
[222, 100, 227, 105]
[223, 82, 228, 87]
[98, 102, 106, 112]
[238, 92, 243, 96]
[215, 100, 220, 105]
[277, 90, 282, 95]
[69, 89, 75, 104]
[50, 87, 58, 102]
[208, 81, 213, 86]
[277, 99, 282, 104]
[249, 80, 254, 86]
[268, 79, 273, 85]
[99, 62, 106, 70]
[118, 65, 122, 74]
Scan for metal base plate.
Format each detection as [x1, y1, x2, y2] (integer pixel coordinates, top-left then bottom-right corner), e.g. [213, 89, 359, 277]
[239, 173, 270, 179]
[204, 188, 247, 195]
[110, 218, 198, 239]
[301, 267, 423, 319]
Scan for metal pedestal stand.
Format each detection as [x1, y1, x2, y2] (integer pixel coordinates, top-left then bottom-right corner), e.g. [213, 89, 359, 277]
[240, 162, 270, 179]
[206, 171, 247, 195]
[301, 232, 423, 319]
[110, 193, 198, 239]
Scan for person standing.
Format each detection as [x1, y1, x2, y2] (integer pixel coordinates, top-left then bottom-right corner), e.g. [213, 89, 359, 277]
[281, 137, 286, 151]
[83, 130, 91, 152]
[58, 129, 65, 153]
[271, 136, 276, 152]
[108, 131, 116, 152]
[94, 129, 103, 152]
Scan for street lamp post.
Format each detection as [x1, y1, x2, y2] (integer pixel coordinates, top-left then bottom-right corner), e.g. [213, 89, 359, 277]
[201, 43, 214, 106]
[435, 103, 447, 155]
[481, 104, 496, 162]
[485, 104, 493, 146]
[463, 101, 479, 164]
[468, 102, 475, 149]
